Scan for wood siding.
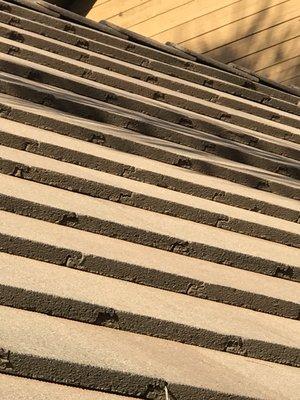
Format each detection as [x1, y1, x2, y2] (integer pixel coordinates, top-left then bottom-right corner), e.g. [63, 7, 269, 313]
[84, 0, 300, 87]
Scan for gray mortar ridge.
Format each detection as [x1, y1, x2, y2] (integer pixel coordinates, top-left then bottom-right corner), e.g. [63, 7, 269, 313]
[0, 127, 299, 221]
[167, 42, 258, 82]
[0, 156, 299, 249]
[1, 0, 299, 106]
[0, 186, 299, 264]
[0, 131, 299, 247]
[0, 1, 298, 114]
[0, 40, 299, 169]
[0, 16, 298, 123]
[0, 1, 299, 399]
[112, 22, 300, 98]
[0, 76, 299, 200]
[1, 305, 299, 400]
[0, 45, 299, 154]
[0, 229, 299, 318]
[0, 350, 260, 400]
[1, 178, 298, 280]
[0, 18, 299, 131]
[0, 284, 299, 367]
[100, 20, 197, 61]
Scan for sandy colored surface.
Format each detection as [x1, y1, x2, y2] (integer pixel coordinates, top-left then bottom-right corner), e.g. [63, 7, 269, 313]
[0, 374, 134, 399]
[1, 305, 299, 400]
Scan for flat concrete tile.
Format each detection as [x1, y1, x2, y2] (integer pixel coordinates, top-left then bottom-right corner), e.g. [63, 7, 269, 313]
[1, 208, 299, 304]
[0, 374, 134, 399]
[1, 252, 299, 350]
[1, 118, 299, 235]
[0, 156, 299, 269]
[1, 93, 299, 213]
[1, 306, 299, 400]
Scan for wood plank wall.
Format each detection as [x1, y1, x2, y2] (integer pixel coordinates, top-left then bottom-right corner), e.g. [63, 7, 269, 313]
[79, 0, 300, 86]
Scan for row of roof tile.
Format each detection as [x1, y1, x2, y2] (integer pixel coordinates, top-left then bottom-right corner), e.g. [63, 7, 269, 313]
[0, 1, 299, 399]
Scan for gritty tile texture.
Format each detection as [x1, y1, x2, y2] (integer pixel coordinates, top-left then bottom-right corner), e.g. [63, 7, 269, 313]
[0, 0, 299, 398]
[1, 306, 300, 400]
[0, 374, 135, 400]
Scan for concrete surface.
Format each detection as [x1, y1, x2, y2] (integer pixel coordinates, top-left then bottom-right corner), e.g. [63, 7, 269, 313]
[0, 15, 298, 125]
[0, 252, 299, 366]
[0, 374, 134, 400]
[1, 0, 298, 108]
[0, 28, 299, 137]
[0, 108, 299, 221]
[0, 0, 299, 397]
[1, 153, 299, 273]
[1, 306, 299, 400]
[0, 254, 300, 366]
[0, 66, 299, 200]
[1, 127, 299, 248]
[0, 44, 299, 162]
[1, 213, 299, 316]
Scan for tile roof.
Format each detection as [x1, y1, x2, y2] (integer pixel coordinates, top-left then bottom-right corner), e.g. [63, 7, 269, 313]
[0, 1, 299, 399]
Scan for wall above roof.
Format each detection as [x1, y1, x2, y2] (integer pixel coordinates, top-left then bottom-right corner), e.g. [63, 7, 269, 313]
[81, 0, 299, 87]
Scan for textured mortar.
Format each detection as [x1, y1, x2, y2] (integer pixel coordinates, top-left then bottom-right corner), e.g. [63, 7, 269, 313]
[0, 81, 299, 200]
[0, 131, 299, 247]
